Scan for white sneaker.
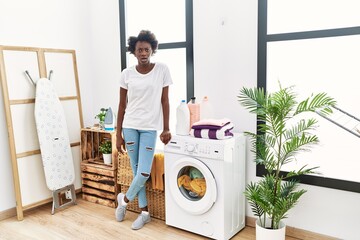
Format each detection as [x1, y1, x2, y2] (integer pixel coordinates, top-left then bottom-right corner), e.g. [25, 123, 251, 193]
[131, 211, 151, 230]
[115, 193, 127, 222]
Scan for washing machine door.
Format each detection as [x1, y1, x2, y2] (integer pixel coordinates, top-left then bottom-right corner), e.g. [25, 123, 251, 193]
[169, 156, 217, 215]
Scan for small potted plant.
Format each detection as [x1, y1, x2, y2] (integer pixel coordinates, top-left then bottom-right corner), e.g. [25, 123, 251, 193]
[99, 140, 112, 164]
[238, 84, 336, 240]
[95, 108, 108, 129]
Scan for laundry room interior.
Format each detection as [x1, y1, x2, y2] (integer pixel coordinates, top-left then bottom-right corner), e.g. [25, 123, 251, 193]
[0, 1, 360, 240]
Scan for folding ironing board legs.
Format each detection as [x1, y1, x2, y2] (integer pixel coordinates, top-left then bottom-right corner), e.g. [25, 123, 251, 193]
[51, 184, 77, 215]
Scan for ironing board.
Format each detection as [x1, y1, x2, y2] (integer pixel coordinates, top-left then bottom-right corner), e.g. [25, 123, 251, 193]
[34, 77, 76, 214]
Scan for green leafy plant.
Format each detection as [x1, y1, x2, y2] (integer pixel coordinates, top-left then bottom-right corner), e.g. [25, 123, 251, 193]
[99, 140, 112, 154]
[95, 108, 108, 123]
[238, 84, 336, 230]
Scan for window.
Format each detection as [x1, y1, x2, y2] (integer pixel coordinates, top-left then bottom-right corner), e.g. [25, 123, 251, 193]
[119, 0, 194, 149]
[258, 0, 360, 192]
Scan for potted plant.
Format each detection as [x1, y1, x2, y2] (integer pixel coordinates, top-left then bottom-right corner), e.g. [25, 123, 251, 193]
[238, 84, 336, 240]
[95, 108, 108, 129]
[99, 140, 112, 164]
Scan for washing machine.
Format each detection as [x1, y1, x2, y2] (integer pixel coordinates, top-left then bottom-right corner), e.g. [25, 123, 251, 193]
[164, 134, 246, 240]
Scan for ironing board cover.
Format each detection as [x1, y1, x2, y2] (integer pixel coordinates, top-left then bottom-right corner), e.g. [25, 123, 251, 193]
[34, 78, 75, 191]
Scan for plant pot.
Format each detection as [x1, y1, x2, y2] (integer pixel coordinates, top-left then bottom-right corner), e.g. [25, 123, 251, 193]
[103, 153, 112, 165]
[256, 219, 286, 240]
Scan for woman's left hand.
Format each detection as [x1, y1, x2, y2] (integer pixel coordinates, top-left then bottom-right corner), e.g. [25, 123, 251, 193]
[160, 130, 171, 145]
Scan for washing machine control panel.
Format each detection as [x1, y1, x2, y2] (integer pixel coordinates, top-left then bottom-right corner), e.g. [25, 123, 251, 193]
[185, 143, 196, 153]
[184, 142, 224, 159]
[165, 136, 229, 160]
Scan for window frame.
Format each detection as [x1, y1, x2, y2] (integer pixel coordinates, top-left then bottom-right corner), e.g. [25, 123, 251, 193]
[258, 0, 360, 193]
[118, 0, 194, 101]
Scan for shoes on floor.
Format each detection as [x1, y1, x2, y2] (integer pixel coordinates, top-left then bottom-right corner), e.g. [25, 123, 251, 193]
[115, 193, 127, 222]
[131, 211, 151, 230]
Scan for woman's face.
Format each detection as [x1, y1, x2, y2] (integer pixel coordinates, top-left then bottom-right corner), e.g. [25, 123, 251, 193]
[135, 41, 152, 65]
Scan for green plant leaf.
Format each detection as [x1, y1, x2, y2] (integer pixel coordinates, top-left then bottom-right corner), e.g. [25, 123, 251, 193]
[238, 83, 336, 229]
[99, 141, 112, 154]
[95, 108, 109, 122]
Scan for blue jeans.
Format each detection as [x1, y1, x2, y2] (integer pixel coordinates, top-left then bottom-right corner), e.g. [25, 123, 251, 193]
[123, 128, 157, 208]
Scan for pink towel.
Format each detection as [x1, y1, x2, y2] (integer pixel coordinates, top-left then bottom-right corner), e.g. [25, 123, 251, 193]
[192, 118, 231, 127]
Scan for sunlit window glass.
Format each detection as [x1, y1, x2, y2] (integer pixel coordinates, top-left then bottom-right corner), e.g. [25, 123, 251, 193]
[268, 0, 360, 34]
[126, 0, 185, 43]
[267, 35, 360, 182]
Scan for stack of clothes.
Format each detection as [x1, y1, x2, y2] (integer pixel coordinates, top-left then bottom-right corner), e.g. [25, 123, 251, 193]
[190, 118, 234, 140]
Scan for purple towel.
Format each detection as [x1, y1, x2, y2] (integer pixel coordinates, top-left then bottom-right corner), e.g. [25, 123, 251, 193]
[190, 122, 234, 139]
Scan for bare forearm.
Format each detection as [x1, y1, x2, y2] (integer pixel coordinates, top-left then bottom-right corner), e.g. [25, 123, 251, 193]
[116, 105, 125, 137]
[160, 86, 171, 144]
[162, 100, 170, 131]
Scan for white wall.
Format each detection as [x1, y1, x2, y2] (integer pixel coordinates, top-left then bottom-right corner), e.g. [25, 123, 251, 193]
[193, 1, 359, 240]
[88, 1, 121, 116]
[0, 0, 359, 239]
[0, 0, 120, 211]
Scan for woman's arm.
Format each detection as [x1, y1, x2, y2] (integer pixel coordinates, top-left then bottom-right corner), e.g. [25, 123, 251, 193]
[116, 87, 127, 153]
[160, 86, 171, 145]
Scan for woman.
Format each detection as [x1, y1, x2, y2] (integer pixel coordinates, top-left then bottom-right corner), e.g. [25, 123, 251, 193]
[115, 30, 172, 230]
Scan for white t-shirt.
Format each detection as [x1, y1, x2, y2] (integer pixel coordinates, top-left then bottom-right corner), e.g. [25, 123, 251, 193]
[119, 62, 173, 130]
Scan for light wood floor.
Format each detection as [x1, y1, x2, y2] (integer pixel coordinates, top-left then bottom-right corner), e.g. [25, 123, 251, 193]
[0, 199, 300, 240]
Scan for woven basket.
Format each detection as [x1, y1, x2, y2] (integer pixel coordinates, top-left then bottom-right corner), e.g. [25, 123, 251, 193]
[117, 153, 153, 189]
[120, 184, 165, 220]
[117, 153, 166, 220]
[117, 153, 133, 186]
[117, 153, 164, 191]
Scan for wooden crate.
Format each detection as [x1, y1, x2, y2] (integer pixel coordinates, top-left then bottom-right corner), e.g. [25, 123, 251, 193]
[81, 127, 118, 170]
[81, 160, 119, 208]
[120, 184, 165, 220]
[80, 128, 119, 208]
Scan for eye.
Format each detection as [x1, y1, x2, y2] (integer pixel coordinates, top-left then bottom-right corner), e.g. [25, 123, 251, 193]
[136, 48, 151, 53]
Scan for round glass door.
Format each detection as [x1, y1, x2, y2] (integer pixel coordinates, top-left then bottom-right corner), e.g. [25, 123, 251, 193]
[169, 156, 217, 215]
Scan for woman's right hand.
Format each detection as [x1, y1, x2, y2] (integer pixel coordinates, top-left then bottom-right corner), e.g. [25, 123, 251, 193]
[116, 135, 126, 154]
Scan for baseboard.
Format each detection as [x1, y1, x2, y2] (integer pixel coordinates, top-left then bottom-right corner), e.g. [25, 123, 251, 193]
[246, 216, 338, 240]
[0, 207, 16, 221]
[0, 188, 82, 221]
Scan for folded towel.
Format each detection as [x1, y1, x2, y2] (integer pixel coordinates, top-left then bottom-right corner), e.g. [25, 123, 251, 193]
[192, 118, 231, 127]
[190, 122, 234, 139]
[192, 121, 231, 130]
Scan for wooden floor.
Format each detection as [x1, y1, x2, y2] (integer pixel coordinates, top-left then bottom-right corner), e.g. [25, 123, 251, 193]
[0, 199, 300, 240]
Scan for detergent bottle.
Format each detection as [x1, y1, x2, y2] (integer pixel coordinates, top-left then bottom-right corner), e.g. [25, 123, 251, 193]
[188, 97, 200, 128]
[200, 96, 214, 120]
[176, 100, 190, 135]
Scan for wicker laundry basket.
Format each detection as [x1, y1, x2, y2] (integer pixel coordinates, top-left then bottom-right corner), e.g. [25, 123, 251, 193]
[117, 153, 166, 220]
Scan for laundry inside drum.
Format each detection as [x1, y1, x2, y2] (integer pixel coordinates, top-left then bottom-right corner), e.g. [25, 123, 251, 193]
[177, 166, 207, 201]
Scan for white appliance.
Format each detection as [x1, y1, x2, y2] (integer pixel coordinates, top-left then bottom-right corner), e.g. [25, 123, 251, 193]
[164, 134, 246, 240]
